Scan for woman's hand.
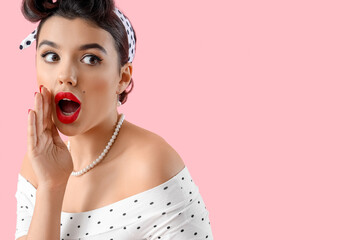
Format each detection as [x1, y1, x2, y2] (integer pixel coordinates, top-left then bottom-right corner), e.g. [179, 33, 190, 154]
[27, 86, 74, 189]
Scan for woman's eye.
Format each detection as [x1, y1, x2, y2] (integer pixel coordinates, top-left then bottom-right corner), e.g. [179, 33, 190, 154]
[41, 52, 59, 63]
[40, 53, 102, 65]
[82, 55, 102, 65]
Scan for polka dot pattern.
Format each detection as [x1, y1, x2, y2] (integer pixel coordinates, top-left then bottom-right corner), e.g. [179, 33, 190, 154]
[15, 166, 213, 239]
[18, 7, 136, 64]
[114, 8, 136, 63]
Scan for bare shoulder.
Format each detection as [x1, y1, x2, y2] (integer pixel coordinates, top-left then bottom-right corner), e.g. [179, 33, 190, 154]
[122, 120, 186, 189]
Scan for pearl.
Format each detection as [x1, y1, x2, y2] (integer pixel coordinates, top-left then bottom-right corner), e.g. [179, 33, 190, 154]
[69, 113, 125, 177]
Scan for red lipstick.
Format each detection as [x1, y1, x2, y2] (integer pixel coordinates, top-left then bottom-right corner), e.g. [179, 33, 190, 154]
[55, 92, 81, 124]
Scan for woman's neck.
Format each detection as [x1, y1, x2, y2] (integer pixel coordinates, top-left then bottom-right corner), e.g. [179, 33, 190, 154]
[67, 112, 122, 172]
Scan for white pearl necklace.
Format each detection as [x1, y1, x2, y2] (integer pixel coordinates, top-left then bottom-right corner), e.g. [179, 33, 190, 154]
[67, 113, 125, 177]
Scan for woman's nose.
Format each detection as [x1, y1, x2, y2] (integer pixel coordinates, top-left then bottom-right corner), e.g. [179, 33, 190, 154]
[57, 65, 77, 86]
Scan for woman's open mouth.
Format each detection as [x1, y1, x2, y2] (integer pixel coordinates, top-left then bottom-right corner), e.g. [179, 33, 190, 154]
[55, 92, 81, 124]
[58, 98, 80, 115]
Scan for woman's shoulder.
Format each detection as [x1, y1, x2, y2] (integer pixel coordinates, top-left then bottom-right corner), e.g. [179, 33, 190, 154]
[116, 120, 186, 191]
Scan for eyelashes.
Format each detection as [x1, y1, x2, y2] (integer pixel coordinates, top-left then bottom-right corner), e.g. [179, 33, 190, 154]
[41, 51, 59, 62]
[40, 51, 103, 66]
[82, 54, 103, 65]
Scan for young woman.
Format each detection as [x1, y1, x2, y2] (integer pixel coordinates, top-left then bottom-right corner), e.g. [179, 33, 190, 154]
[14, 0, 213, 239]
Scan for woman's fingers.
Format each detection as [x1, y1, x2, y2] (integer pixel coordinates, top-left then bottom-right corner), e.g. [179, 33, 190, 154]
[51, 124, 64, 147]
[42, 86, 52, 130]
[34, 91, 44, 137]
[42, 86, 63, 147]
[27, 110, 37, 152]
[41, 86, 48, 130]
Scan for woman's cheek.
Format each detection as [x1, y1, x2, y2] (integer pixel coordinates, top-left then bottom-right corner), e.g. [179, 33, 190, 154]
[36, 73, 50, 90]
[89, 77, 109, 92]
[36, 64, 55, 86]
[87, 77, 113, 104]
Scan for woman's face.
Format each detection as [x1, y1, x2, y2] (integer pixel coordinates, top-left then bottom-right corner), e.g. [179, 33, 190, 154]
[36, 15, 132, 135]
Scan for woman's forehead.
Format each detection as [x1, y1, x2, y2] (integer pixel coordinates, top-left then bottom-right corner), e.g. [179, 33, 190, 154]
[38, 15, 115, 51]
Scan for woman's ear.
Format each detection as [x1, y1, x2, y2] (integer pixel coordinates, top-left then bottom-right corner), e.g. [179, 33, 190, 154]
[116, 62, 133, 94]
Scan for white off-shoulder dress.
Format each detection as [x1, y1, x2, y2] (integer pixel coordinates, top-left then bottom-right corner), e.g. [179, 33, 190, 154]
[14, 166, 214, 240]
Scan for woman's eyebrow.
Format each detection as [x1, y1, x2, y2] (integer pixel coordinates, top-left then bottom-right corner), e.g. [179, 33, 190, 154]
[38, 40, 58, 49]
[79, 43, 107, 55]
[38, 40, 107, 55]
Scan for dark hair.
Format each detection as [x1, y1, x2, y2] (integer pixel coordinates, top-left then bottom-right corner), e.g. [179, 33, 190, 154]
[21, 0, 136, 105]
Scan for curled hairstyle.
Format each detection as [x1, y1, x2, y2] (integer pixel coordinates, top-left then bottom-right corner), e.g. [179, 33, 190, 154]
[21, 0, 136, 105]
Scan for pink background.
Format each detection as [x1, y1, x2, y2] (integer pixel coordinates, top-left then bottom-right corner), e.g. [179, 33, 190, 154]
[1, 0, 360, 239]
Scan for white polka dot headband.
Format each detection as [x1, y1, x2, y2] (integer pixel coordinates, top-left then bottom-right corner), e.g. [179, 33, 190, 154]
[19, 7, 136, 63]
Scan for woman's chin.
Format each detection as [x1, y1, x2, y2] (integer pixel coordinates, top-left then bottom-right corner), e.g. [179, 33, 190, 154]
[52, 115, 80, 137]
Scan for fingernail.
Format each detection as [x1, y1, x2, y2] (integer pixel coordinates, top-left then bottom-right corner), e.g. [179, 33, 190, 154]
[28, 109, 31, 114]
[34, 92, 37, 96]
[39, 85, 43, 93]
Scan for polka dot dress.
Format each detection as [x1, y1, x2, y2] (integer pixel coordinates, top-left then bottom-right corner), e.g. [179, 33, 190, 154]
[15, 166, 213, 240]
